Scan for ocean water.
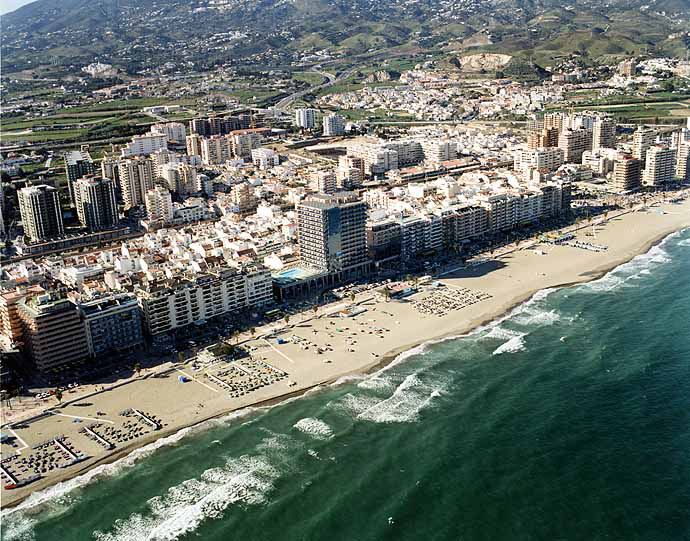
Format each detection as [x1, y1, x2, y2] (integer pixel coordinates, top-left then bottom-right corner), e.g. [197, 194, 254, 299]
[3, 228, 690, 541]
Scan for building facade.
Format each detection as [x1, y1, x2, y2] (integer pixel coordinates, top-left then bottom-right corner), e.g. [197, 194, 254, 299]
[18, 185, 64, 242]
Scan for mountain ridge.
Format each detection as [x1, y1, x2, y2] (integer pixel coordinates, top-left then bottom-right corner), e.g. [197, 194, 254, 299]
[2, 0, 689, 75]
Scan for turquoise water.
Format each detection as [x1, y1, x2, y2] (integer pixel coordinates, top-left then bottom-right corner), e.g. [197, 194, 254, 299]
[3, 228, 690, 541]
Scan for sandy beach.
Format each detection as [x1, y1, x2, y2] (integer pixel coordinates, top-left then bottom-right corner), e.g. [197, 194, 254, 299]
[2, 196, 689, 509]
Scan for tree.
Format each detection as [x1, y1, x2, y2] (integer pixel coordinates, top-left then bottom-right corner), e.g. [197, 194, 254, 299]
[284, 315, 290, 326]
[133, 362, 142, 375]
[383, 286, 391, 302]
[178, 351, 185, 364]
[250, 327, 256, 337]
[312, 304, 319, 315]
[348, 291, 356, 303]
[55, 388, 63, 404]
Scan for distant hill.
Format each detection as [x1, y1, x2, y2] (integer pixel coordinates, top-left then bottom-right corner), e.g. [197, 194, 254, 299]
[2, 0, 689, 75]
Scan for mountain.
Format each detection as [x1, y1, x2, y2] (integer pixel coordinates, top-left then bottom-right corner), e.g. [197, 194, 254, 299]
[2, 0, 689, 75]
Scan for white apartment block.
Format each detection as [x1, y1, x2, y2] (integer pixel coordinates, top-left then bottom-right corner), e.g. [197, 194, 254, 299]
[145, 186, 174, 223]
[295, 108, 317, 129]
[514, 147, 564, 172]
[676, 144, 690, 181]
[592, 117, 616, 150]
[421, 140, 457, 163]
[251, 148, 280, 170]
[201, 135, 231, 165]
[136, 266, 273, 335]
[119, 157, 155, 209]
[121, 133, 168, 157]
[160, 163, 198, 194]
[151, 122, 186, 143]
[322, 114, 345, 136]
[643, 146, 675, 186]
[632, 127, 656, 162]
[311, 170, 337, 194]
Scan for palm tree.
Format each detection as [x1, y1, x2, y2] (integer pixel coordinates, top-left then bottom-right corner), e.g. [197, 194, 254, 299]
[55, 388, 63, 404]
[133, 362, 142, 376]
[312, 304, 318, 316]
[178, 351, 185, 364]
[284, 315, 290, 326]
[348, 291, 356, 303]
[383, 286, 391, 302]
[250, 327, 256, 338]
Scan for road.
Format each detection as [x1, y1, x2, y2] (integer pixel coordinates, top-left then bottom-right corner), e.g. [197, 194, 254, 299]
[275, 68, 353, 111]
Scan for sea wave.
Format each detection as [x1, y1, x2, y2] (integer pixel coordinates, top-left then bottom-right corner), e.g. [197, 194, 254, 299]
[293, 418, 334, 440]
[1, 407, 260, 520]
[93, 453, 283, 541]
[492, 334, 526, 355]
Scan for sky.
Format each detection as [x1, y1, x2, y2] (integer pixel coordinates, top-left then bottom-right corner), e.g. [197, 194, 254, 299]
[0, 0, 34, 15]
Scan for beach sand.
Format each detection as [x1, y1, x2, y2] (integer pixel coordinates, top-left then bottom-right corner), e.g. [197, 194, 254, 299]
[2, 197, 689, 508]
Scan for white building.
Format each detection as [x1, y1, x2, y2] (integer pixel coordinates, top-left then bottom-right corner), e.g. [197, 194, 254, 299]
[251, 148, 280, 170]
[322, 114, 345, 136]
[514, 147, 564, 172]
[295, 108, 317, 129]
[121, 133, 168, 157]
[136, 266, 273, 334]
[151, 122, 186, 143]
[643, 146, 675, 186]
[145, 186, 174, 223]
[119, 157, 155, 209]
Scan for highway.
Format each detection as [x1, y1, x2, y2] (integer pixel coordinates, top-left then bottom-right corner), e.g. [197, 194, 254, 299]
[274, 67, 354, 111]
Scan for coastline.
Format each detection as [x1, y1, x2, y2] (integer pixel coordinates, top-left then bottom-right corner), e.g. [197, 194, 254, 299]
[2, 201, 689, 512]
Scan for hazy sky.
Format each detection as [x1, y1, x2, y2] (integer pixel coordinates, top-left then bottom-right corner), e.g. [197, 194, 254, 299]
[0, 0, 34, 16]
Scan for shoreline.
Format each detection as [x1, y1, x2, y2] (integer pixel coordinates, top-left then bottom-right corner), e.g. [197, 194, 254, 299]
[2, 205, 689, 512]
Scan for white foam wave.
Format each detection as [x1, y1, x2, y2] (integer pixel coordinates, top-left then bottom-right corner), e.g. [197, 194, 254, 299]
[678, 238, 690, 247]
[293, 418, 334, 440]
[1, 407, 259, 520]
[93, 453, 281, 541]
[1, 512, 37, 541]
[492, 334, 526, 355]
[355, 373, 447, 423]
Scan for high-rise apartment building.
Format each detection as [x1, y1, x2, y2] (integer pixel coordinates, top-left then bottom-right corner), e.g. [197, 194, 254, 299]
[120, 133, 168, 157]
[186, 134, 204, 157]
[65, 150, 97, 205]
[312, 170, 337, 194]
[642, 146, 675, 186]
[73, 176, 119, 231]
[558, 128, 592, 164]
[592, 117, 616, 150]
[79, 294, 143, 357]
[160, 163, 198, 194]
[337, 155, 364, 190]
[18, 185, 64, 242]
[136, 266, 273, 335]
[676, 144, 690, 181]
[229, 182, 258, 219]
[200, 135, 230, 165]
[322, 114, 345, 136]
[119, 157, 155, 209]
[151, 122, 186, 143]
[295, 108, 317, 129]
[611, 155, 642, 193]
[297, 192, 367, 272]
[514, 147, 564, 172]
[18, 293, 90, 372]
[632, 126, 656, 162]
[527, 127, 559, 150]
[145, 186, 174, 223]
